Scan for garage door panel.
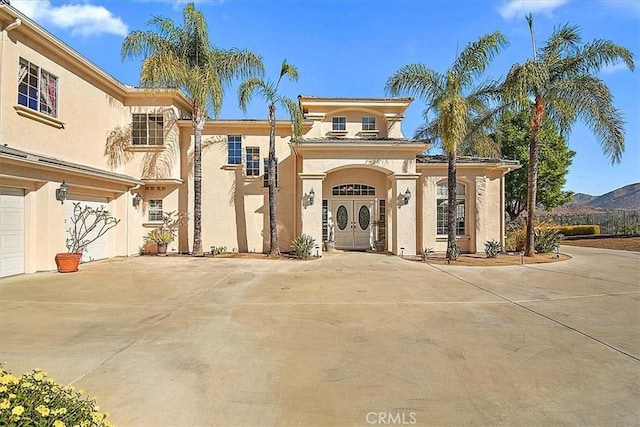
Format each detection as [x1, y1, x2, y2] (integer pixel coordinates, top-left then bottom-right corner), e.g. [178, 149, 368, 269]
[0, 189, 25, 278]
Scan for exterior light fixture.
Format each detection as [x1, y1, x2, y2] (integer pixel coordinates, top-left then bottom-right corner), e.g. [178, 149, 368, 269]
[403, 188, 411, 205]
[55, 181, 68, 204]
[308, 188, 315, 205]
[132, 193, 142, 208]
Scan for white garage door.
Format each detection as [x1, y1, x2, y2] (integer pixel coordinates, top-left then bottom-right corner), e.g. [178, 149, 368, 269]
[65, 197, 110, 263]
[0, 188, 25, 278]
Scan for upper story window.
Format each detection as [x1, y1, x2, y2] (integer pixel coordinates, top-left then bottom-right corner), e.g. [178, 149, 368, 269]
[436, 182, 466, 236]
[227, 135, 242, 165]
[17, 58, 58, 118]
[132, 113, 163, 145]
[245, 147, 260, 177]
[332, 116, 346, 132]
[148, 199, 163, 222]
[263, 158, 279, 187]
[362, 116, 376, 131]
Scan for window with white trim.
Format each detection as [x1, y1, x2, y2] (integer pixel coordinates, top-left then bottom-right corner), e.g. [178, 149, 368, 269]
[332, 116, 346, 131]
[263, 158, 279, 187]
[245, 147, 260, 177]
[132, 113, 164, 145]
[148, 199, 163, 222]
[17, 57, 58, 117]
[227, 135, 242, 164]
[362, 116, 376, 131]
[436, 182, 466, 236]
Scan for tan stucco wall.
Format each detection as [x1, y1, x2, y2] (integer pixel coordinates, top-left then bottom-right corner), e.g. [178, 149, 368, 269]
[418, 165, 507, 254]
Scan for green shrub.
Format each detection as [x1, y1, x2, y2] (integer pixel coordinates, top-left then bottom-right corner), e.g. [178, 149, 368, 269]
[0, 366, 112, 426]
[448, 243, 461, 261]
[505, 229, 526, 252]
[555, 225, 601, 236]
[534, 227, 562, 253]
[291, 234, 316, 259]
[484, 240, 501, 258]
[210, 246, 227, 256]
[420, 248, 434, 261]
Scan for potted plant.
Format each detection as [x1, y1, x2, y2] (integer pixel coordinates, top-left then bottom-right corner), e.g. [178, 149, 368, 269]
[144, 211, 188, 255]
[146, 228, 174, 255]
[55, 202, 120, 273]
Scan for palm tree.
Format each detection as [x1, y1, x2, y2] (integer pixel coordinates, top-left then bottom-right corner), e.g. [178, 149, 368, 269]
[505, 15, 634, 256]
[122, 2, 264, 256]
[386, 32, 507, 258]
[238, 60, 303, 256]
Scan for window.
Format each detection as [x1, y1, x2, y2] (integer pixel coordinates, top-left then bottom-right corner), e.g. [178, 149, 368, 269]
[132, 113, 164, 145]
[436, 182, 466, 236]
[263, 158, 279, 187]
[245, 147, 260, 177]
[227, 135, 242, 165]
[332, 184, 375, 196]
[362, 116, 376, 131]
[148, 199, 163, 222]
[322, 200, 329, 242]
[17, 58, 58, 117]
[332, 116, 346, 131]
[378, 199, 386, 241]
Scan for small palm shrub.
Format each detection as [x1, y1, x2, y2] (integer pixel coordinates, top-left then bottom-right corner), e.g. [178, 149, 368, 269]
[484, 240, 501, 258]
[0, 366, 112, 426]
[291, 234, 316, 259]
[420, 248, 434, 261]
[210, 246, 227, 256]
[448, 243, 461, 261]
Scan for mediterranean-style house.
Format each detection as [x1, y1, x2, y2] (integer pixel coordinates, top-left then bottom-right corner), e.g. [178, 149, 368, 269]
[0, 3, 519, 277]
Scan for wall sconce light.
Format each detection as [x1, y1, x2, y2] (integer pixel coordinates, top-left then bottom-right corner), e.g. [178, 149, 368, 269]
[308, 188, 315, 205]
[132, 193, 142, 208]
[55, 181, 68, 204]
[402, 188, 411, 205]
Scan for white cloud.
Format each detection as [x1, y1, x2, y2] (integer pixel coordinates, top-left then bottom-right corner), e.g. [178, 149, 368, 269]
[498, 0, 568, 20]
[12, 0, 128, 37]
[600, 62, 631, 74]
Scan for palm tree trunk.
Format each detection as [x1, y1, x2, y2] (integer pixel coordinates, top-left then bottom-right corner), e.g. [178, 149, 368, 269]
[525, 95, 544, 257]
[192, 108, 204, 256]
[446, 150, 457, 259]
[268, 103, 280, 256]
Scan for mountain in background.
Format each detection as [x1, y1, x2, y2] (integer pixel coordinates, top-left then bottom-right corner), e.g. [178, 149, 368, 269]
[552, 183, 640, 213]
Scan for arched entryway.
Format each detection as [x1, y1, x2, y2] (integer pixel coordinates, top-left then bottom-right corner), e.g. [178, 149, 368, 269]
[322, 167, 389, 251]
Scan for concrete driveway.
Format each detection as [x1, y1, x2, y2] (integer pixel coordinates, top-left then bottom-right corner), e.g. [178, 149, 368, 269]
[1, 246, 638, 426]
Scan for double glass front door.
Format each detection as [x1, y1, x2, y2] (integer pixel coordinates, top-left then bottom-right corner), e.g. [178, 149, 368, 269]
[331, 199, 374, 249]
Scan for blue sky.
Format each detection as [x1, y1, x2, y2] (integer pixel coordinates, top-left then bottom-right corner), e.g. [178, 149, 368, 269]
[11, 0, 640, 196]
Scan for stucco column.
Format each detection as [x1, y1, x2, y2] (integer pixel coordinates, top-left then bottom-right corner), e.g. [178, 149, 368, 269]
[298, 173, 326, 255]
[475, 176, 487, 253]
[391, 173, 420, 256]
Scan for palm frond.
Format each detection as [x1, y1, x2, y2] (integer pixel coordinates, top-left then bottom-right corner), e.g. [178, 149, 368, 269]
[238, 77, 272, 113]
[280, 96, 304, 140]
[452, 31, 508, 85]
[385, 64, 445, 100]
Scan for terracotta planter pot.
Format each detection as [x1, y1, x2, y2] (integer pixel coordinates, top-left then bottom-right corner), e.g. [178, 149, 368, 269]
[157, 242, 168, 255]
[55, 253, 82, 273]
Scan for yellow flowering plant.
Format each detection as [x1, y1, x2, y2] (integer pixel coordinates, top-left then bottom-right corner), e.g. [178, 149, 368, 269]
[0, 365, 113, 426]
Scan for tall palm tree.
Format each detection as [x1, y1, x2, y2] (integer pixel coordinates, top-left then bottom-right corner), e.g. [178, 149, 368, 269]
[238, 60, 303, 256]
[122, 2, 264, 256]
[505, 15, 634, 256]
[386, 32, 507, 258]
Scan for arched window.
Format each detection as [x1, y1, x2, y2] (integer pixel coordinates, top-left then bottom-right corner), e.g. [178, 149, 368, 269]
[436, 182, 466, 236]
[331, 184, 375, 196]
